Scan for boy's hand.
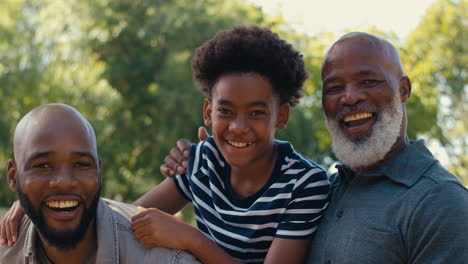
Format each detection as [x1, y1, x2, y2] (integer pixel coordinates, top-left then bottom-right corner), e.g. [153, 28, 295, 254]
[0, 200, 24, 247]
[131, 206, 198, 251]
[160, 126, 210, 177]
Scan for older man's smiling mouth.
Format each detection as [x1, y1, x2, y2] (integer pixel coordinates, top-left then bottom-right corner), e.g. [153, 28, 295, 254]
[343, 112, 374, 126]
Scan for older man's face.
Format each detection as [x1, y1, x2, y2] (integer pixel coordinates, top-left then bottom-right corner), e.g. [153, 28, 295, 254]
[321, 39, 405, 169]
[8, 117, 100, 250]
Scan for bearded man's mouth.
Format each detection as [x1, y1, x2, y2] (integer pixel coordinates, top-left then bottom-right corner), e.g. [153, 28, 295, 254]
[343, 112, 375, 127]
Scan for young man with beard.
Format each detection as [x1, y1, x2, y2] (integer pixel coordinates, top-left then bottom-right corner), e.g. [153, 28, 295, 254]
[305, 32, 468, 263]
[141, 32, 468, 263]
[0, 104, 199, 264]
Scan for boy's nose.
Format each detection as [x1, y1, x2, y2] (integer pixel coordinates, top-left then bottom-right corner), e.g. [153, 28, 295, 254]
[229, 116, 249, 134]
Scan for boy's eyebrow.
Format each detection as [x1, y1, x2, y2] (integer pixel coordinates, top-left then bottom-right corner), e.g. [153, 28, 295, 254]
[248, 101, 268, 107]
[217, 99, 233, 105]
[217, 99, 268, 107]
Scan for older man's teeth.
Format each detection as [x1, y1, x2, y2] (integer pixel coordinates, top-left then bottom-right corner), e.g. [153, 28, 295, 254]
[227, 141, 252, 148]
[46, 200, 79, 209]
[343, 113, 373, 122]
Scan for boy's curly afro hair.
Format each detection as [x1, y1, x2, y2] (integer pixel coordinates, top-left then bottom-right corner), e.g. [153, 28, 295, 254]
[192, 26, 308, 106]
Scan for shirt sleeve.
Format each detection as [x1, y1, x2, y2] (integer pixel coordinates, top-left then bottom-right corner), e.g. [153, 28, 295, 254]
[171, 144, 199, 202]
[407, 181, 468, 263]
[276, 168, 330, 239]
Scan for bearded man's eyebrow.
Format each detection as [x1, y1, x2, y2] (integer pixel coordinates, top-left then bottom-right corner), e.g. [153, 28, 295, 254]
[26, 152, 54, 163]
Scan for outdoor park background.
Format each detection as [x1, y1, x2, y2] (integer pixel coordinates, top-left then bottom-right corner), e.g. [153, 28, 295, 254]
[0, 0, 466, 220]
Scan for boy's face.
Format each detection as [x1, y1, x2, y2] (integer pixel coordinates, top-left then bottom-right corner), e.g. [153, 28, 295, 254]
[204, 73, 289, 168]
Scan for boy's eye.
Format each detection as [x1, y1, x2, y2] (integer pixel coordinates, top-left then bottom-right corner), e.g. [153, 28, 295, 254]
[217, 108, 232, 115]
[250, 110, 266, 116]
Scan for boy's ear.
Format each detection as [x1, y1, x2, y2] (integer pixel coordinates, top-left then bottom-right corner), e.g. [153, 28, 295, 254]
[276, 103, 290, 129]
[203, 98, 213, 127]
[7, 159, 18, 192]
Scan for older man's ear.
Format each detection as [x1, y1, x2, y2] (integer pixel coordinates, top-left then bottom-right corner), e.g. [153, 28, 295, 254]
[399, 76, 412, 102]
[7, 160, 17, 192]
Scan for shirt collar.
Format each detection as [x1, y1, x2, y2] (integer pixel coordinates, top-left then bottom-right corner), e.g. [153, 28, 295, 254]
[360, 139, 437, 187]
[95, 198, 120, 264]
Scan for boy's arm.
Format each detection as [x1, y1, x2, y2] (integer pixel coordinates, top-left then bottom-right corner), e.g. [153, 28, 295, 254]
[0, 201, 24, 247]
[132, 208, 307, 264]
[133, 178, 189, 215]
[264, 238, 310, 264]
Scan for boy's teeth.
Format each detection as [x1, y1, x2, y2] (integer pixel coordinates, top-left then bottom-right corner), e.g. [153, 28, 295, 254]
[343, 112, 372, 122]
[228, 141, 251, 148]
[46, 200, 79, 209]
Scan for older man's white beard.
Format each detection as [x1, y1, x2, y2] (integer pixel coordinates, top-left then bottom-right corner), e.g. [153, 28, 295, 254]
[325, 96, 403, 170]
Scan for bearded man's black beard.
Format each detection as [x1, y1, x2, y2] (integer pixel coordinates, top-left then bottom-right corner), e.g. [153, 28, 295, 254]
[17, 183, 100, 251]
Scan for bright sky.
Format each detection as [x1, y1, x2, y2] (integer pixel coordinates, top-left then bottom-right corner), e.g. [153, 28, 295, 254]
[249, 0, 437, 39]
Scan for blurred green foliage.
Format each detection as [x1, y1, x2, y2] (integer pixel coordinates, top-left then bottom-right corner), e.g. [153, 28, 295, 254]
[0, 0, 466, 215]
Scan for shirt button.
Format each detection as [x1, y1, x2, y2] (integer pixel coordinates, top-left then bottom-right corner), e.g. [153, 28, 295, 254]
[336, 210, 344, 218]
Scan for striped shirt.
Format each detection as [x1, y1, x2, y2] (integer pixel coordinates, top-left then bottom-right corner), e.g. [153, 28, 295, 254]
[173, 137, 329, 264]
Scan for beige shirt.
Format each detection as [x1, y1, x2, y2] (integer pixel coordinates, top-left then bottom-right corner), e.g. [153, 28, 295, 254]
[0, 198, 200, 264]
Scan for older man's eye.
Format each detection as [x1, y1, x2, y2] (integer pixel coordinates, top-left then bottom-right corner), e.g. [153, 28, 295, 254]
[75, 162, 90, 167]
[325, 86, 342, 94]
[362, 80, 381, 86]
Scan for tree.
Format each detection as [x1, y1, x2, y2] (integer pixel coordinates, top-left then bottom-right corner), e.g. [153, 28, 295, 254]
[404, 0, 467, 184]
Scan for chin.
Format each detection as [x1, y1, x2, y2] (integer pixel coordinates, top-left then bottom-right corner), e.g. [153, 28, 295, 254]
[326, 97, 404, 170]
[17, 185, 100, 250]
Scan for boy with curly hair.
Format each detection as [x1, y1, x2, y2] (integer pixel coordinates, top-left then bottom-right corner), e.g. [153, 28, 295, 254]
[132, 26, 329, 264]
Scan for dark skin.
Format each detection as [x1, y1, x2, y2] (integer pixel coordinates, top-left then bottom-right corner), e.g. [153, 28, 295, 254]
[322, 32, 412, 174]
[4, 104, 101, 264]
[132, 73, 309, 264]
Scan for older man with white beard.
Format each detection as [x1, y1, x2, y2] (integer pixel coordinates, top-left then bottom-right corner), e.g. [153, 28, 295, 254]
[305, 32, 467, 264]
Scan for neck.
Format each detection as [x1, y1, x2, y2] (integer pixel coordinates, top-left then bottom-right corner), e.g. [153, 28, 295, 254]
[353, 134, 410, 174]
[38, 221, 97, 264]
[230, 143, 278, 197]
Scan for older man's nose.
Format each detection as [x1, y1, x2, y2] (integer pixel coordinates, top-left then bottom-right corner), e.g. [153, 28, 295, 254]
[341, 85, 367, 105]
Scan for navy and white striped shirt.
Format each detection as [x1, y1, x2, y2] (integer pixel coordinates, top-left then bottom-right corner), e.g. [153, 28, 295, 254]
[173, 137, 329, 264]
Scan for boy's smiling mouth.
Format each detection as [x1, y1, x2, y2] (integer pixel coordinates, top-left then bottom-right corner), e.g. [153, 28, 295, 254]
[226, 140, 253, 148]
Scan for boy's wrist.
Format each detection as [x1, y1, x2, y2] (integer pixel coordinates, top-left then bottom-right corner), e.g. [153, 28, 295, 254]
[185, 227, 208, 255]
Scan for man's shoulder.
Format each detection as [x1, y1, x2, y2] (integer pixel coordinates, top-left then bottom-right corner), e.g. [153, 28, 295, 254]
[102, 198, 137, 220]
